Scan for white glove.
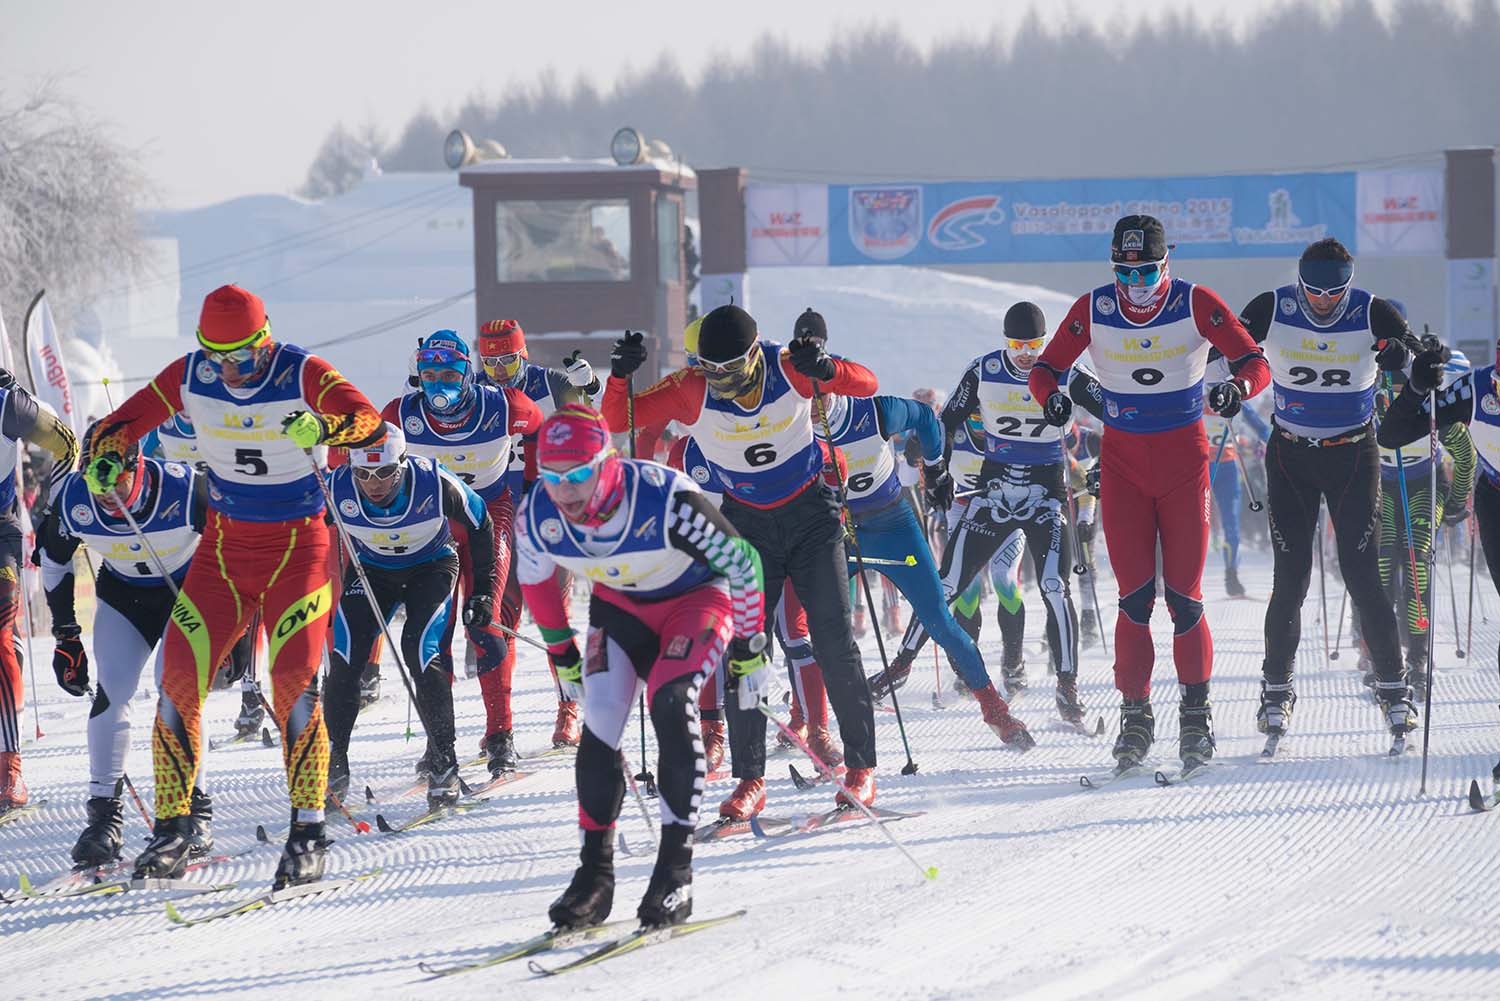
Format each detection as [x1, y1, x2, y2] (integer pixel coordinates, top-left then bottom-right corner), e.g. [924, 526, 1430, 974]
[729, 635, 771, 711]
[563, 350, 595, 389]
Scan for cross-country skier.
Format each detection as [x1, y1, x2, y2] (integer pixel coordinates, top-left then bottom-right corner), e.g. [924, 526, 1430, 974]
[1203, 358, 1272, 597]
[518, 403, 765, 929]
[1029, 215, 1270, 771]
[476, 317, 597, 747]
[82, 284, 383, 886]
[1237, 237, 1418, 744]
[602, 304, 881, 812]
[323, 423, 497, 809]
[0, 370, 79, 814]
[37, 429, 205, 865]
[382, 331, 542, 777]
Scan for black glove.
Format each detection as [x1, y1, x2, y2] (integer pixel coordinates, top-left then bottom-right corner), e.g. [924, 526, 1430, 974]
[788, 336, 836, 381]
[902, 434, 923, 467]
[52, 626, 88, 697]
[610, 330, 647, 379]
[1086, 464, 1101, 497]
[462, 593, 494, 629]
[1207, 380, 1244, 419]
[1374, 336, 1410, 372]
[548, 642, 583, 686]
[1408, 342, 1451, 395]
[1042, 392, 1072, 427]
[923, 462, 954, 510]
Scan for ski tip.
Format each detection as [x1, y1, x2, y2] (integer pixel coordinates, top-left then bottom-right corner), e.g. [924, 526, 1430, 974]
[260, 727, 274, 747]
[1093, 717, 1106, 736]
[164, 899, 189, 925]
[375, 814, 395, 834]
[526, 958, 552, 977]
[1468, 779, 1489, 812]
[364, 785, 377, 804]
[748, 815, 768, 839]
[254, 824, 270, 844]
[1153, 770, 1171, 786]
[1079, 774, 1094, 789]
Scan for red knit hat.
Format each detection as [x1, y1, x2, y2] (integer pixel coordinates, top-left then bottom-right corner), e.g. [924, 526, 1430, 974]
[198, 285, 271, 350]
[477, 318, 525, 357]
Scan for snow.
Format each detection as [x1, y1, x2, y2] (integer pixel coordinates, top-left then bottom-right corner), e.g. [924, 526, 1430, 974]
[5, 551, 1500, 1000]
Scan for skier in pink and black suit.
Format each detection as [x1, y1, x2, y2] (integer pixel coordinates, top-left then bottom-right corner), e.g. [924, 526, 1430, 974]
[1028, 214, 1270, 772]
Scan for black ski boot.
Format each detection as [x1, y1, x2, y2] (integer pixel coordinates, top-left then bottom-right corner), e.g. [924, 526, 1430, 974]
[71, 795, 125, 867]
[1055, 672, 1085, 725]
[485, 730, 519, 778]
[1178, 683, 1216, 766]
[235, 685, 266, 737]
[1002, 661, 1028, 699]
[133, 815, 200, 878]
[358, 663, 381, 708]
[327, 751, 351, 808]
[637, 824, 694, 929]
[415, 740, 437, 779]
[867, 648, 916, 699]
[426, 755, 461, 810]
[1225, 565, 1246, 598]
[1079, 608, 1100, 647]
[272, 818, 331, 890]
[1256, 679, 1296, 735]
[1406, 646, 1430, 703]
[187, 788, 215, 857]
[548, 828, 614, 930]
[1112, 699, 1155, 769]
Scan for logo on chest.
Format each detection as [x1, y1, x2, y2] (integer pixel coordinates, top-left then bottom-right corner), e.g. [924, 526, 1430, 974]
[1482, 393, 1500, 417]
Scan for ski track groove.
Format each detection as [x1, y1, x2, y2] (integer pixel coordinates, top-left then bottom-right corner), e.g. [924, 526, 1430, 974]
[2, 553, 1498, 998]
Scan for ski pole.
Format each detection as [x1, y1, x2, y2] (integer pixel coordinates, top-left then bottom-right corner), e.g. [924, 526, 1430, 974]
[1060, 451, 1087, 577]
[624, 369, 656, 797]
[759, 704, 935, 883]
[814, 387, 918, 775]
[857, 554, 918, 568]
[1330, 588, 1347, 661]
[120, 772, 153, 828]
[931, 646, 943, 710]
[620, 749, 657, 852]
[1466, 513, 1477, 655]
[1447, 528, 1464, 659]
[1206, 417, 1232, 489]
[1232, 437, 1264, 512]
[19, 565, 42, 740]
[1316, 507, 1331, 662]
[304, 449, 431, 745]
[1420, 383, 1438, 795]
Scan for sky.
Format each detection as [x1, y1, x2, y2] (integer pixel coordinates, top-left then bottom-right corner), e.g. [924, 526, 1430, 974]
[0, 0, 1446, 210]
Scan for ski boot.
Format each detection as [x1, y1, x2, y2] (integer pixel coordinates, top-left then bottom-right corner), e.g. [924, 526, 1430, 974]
[1378, 688, 1419, 735]
[0, 752, 26, 810]
[552, 700, 581, 748]
[426, 760, 462, 810]
[186, 788, 215, 856]
[775, 703, 807, 751]
[1055, 672, 1085, 726]
[1224, 565, 1246, 598]
[951, 671, 972, 700]
[234, 686, 266, 738]
[1256, 680, 1296, 735]
[272, 818, 331, 890]
[852, 603, 868, 638]
[638, 824, 693, 929]
[132, 816, 200, 879]
[484, 730, 519, 778]
[1112, 699, 1155, 769]
[549, 828, 614, 930]
[806, 725, 844, 767]
[414, 741, 437, 779]
[1178, 684, 1216, 766]
[327, 751, 351, 808]
[71, 795, 125, 867]
[1079, 608, 1100, 647]
[357, 663, 380, 708]
[718, 778, 766, 820]
[701, 718, 726, 773]
[1406, 657, 1430, 703]
[835, 767, 876, 809]
[867, 648, 916, 699]
[975, 683, 1035, 749]
[1001, 661, 1028, 699]
[883, 602, 902, 636]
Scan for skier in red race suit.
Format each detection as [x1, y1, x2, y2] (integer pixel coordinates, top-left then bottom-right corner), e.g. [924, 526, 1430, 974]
[1028, 215, 1270, 773]
[84, 285, 383, 887]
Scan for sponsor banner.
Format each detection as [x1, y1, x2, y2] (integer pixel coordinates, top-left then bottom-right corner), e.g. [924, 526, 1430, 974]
[23, 290, 83, 437]
[827, 172, 1359, 265]
[1355, 168, 1444, 257]
[699, 272, 749, 313]
[1446, 257, 1497, 353]
[745, 183, 829, 267]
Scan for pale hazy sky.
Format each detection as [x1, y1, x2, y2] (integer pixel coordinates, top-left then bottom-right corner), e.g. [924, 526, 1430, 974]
[2, 0, 1431, 209]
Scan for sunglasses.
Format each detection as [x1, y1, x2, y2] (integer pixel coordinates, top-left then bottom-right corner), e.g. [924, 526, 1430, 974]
[353, 464, 401, 482]
[539, 450, 614, 485]
[1113, 261, 1164, 286]
[1301, 281, 1350, 300]
[1006, 338, 1045, 352]
[698, 345, 757, 375]
[481, 352, 523, 369]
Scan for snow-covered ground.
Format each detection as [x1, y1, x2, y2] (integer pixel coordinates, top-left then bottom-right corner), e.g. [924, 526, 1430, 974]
[4, 549, 1499, 1000]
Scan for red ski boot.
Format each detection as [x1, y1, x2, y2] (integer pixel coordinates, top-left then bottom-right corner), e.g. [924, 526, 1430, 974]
[835, 767, 876, 809]
[552, 700, 581, 748]
[701, 719, 726, 773]
[776, 704, 806, 751]
[0, 752, 27, 810]
[718, 778, 766, 819]
[975, 684, 1036, 750]
[805, 726, 843, 767]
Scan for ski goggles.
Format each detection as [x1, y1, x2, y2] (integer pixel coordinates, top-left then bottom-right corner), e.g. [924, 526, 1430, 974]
[539, 449, 614, 486]
[202, 330, 269, 366]
[1113, 261, 1165, 286]
[353, 463, 402, 482]
[198, 319, 271, 354]
[415, 346, 467, 367]
[1006, 337, 1045, 352]
[698, 345, 757, 375]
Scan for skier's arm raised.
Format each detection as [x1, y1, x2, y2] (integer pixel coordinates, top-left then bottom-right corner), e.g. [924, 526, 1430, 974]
[296, 356, 384, 448]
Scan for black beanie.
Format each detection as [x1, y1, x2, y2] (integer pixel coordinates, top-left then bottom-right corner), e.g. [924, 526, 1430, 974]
[1003, 301, 1047, 341]
[793, 307, 827, 342]
[698, 304, 759, 363]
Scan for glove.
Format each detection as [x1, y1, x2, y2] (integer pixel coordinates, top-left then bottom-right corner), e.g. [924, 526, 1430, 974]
[923, 461, 954, 509]
[787, 336, 836, 381]
[52, 626, 88, 697]
[1374, 337, 1410, 372]
[1085, 463, 1101, 497]
[1442, 503, 1471, 528]
[1408, 342, 1451, 395]
[563, 350, 596, 388]
[549, 642, 584, 701]
[610, 331, 647, 379]
[1042, 392, 1072, 427]
[1077, 516, 1096, 545]
[281, 410, 329, 448]
[84, 452, 125, 496]
[462, 593, 494, 629]
[729, 635, 771, 711]
[1207, 380, 1245, 419]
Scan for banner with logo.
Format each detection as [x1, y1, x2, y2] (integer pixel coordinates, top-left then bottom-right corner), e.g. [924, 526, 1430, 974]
[746, 183, 829, 267]
[823, 172, 1358, 266]
[1355, 168, 1445, 257]
[23, 291, 83, 438]
[1446, 257, 1497, 354]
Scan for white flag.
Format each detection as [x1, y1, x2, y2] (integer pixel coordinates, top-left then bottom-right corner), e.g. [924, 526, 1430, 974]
[23, 290, 83, 438]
